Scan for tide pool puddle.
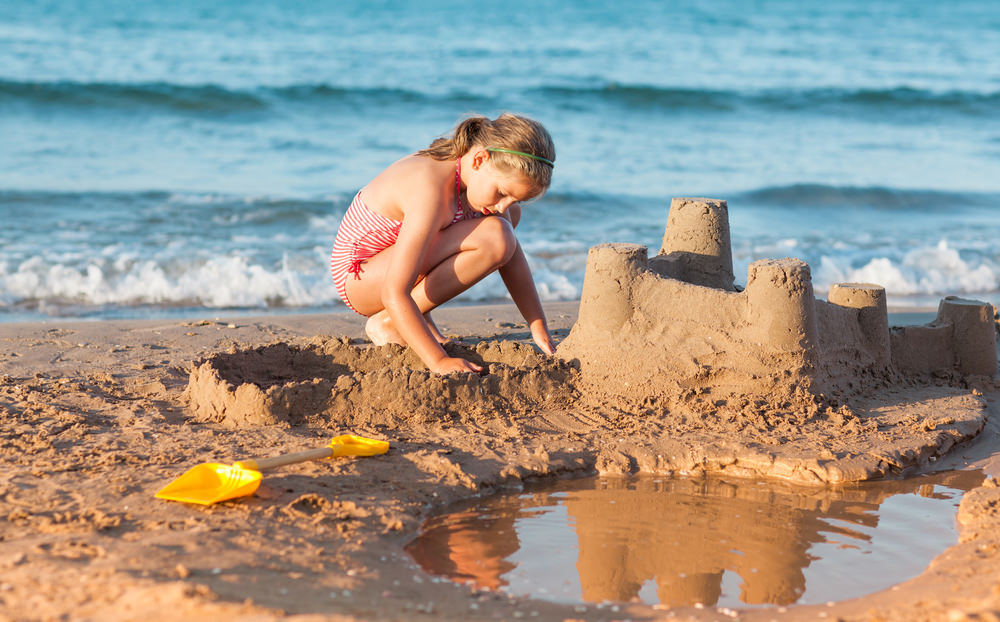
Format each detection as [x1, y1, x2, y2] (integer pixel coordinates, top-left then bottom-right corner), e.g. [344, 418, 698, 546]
[406, 470, 984, 608]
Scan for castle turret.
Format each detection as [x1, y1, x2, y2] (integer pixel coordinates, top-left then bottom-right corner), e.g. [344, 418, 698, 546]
[656, 197, 735, 291]
[828, 283, 891, 368]
[575, 243, 647, 336]
[744, 258, 820, 358]
[936, 297, 997, 376]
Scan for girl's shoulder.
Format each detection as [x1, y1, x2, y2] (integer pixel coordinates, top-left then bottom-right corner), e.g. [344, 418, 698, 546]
[362, 155, 454, 222]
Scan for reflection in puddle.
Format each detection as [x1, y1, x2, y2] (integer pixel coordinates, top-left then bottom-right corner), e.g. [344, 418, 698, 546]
[406, 470, 984, 608]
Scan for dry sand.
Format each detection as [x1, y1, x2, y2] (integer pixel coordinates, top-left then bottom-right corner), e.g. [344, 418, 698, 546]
[2, 301, 1000, 622]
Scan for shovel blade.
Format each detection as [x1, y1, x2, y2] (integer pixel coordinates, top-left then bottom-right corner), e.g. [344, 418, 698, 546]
[329, 434, 390, 457]
[155, 462, 262, 505]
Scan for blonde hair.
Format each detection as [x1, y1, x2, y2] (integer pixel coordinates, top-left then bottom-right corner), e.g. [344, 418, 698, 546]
[417, 113, 556, 189]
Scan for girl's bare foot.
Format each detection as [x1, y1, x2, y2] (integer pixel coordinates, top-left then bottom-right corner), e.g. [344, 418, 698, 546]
[365, 310, 405, 345]
[424, 312, 451, 345]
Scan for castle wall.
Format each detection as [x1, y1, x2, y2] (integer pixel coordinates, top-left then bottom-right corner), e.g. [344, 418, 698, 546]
[559, 243, 822, 407]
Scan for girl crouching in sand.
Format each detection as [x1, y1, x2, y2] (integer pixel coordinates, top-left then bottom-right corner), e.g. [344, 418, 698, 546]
[330, 113, 557, 374]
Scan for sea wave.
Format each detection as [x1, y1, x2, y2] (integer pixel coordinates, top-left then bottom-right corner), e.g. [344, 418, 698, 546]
[2, 77, 998, 118]
[0, 254, 332, 309]
[2, 188, 998, 317]
[0, 78, 480, 117]
[733, 184, 1000, 210]
[5, 186, 992, 214]
[0, 251, 579, 315]
[2, 236, 995, 315]
[535, 84, 1000, 116]
[0, 79, 270, 116]
[0, 189, 349, 228]
[0, 188, 633, 228]
[813, 240, 1000, 298]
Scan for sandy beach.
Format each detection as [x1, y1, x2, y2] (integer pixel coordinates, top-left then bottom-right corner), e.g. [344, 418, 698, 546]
[1, 299, 999, 622]
[5, 1, 1000, 619]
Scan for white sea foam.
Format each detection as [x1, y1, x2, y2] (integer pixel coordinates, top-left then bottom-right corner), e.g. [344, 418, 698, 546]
[0, 248, 586, 312]
[166, 193, 234, 205]
[2, 231, 997, 316]
[0, 254, 338, 309]
[814, 240, 999, 296]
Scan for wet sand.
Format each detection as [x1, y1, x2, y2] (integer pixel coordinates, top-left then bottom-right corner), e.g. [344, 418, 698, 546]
[2, 301, 1000, 622]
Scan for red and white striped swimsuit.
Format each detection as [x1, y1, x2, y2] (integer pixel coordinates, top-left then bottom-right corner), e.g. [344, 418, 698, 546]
[330, 160, 480, 314]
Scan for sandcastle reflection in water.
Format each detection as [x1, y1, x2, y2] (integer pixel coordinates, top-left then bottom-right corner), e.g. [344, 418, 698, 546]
[406, 470, 985, 608]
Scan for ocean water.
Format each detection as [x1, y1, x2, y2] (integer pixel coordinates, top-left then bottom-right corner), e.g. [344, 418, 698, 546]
[2, 0, 999, 320]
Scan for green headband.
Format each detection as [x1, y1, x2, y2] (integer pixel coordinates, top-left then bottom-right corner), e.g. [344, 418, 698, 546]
[486, 147, 554, 168]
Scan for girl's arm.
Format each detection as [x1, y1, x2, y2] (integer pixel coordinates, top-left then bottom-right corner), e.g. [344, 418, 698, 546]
[497, 206, 555, 354]
[383, 193, 482, 374]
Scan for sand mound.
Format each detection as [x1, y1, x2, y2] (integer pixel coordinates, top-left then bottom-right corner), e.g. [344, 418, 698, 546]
[186, 338, 579, 428]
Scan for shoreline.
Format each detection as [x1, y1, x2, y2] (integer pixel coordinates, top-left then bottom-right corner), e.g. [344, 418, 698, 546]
[0, 300, 582, 331]
[0, 299, 941, 328]
[2, 300, 999, 621]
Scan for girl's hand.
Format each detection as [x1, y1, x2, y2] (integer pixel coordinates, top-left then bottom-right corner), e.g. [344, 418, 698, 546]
[530, 323, 556, 355]
[430, 356, 483, 375]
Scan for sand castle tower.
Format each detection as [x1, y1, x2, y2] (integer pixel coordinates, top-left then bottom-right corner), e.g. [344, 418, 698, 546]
[653, 198, 735, 291]
[558, 197, 997, 408]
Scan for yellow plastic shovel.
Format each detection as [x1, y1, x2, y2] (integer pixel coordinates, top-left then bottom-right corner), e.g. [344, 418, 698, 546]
[155, 434, 389, 505]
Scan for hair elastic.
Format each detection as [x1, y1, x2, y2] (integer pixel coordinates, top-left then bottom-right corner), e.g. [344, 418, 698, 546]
[486, 147, 554, 168]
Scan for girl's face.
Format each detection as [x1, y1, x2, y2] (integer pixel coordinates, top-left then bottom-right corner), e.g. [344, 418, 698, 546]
[466, 156, 542, 216]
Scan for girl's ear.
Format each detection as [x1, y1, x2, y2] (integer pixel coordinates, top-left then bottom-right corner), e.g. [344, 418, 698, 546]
[470, 148, 490, 171]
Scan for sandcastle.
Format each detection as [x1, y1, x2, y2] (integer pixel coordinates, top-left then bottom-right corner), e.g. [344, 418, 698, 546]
[183, 197, 995, 484]
[558, 197, 998, 407]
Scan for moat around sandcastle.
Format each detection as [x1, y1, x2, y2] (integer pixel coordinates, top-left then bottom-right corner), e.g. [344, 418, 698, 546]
[185, 197, 997, 485]
[407, 469, 986, 608]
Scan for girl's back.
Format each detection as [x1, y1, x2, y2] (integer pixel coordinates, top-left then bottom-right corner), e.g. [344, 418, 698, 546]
[360, 155, 457, 226]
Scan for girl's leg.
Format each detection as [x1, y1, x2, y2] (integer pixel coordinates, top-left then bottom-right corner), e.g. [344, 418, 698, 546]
[343, 216, 517, 344]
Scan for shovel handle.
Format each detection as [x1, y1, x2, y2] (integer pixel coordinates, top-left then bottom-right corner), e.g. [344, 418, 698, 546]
[237, 447, 334, 472]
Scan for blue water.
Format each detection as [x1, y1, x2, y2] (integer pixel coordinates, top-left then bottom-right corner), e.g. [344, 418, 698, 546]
[2, 0, 999, 319]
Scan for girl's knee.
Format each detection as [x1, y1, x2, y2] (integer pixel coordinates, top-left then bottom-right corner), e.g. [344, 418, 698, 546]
[478, 216, 517, 266]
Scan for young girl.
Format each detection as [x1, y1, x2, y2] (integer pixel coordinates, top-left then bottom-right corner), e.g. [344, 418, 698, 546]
[330, 113, 557, 375]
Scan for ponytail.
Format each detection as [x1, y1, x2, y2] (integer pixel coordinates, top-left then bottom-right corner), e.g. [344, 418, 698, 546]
[419, 116, 488, 160]
[417, 113, 555, 189]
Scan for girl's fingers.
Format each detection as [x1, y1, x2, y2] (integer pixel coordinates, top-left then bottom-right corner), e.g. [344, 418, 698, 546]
[455, 358, 482, 373]
[432, 356, 483, 375]
[530, 326, 556, 355]
[534, 335, 555, 355]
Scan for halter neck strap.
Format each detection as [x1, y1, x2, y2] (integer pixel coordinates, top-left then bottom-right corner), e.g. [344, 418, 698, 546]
[455, 159, 464, 216]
